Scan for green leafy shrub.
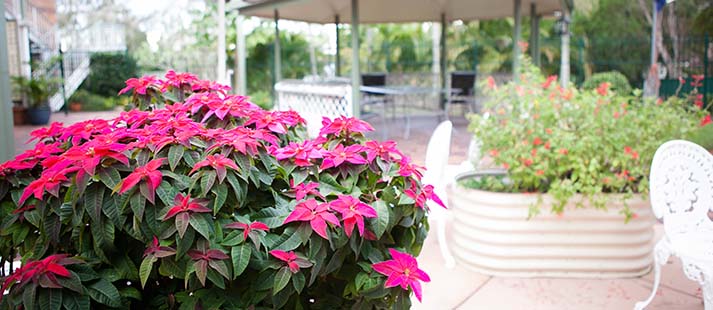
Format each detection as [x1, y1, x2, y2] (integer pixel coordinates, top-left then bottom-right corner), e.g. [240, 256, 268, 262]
[69, 90, 118, 111]
[0, 71, 439, 309]
[468, 57, 707, 218]
[582, 71, 632, 95]
[82, 53, 138, 97]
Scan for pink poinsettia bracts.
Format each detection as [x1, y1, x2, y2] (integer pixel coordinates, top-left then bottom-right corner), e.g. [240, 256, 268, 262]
[269, 250, 312, 273]
[1, 254, 81, 295]
[143, 236, 176, 258]
[320, 144, 367, 170]
[187, 247, 230, 286]
[225, 221, 270, 241]
[372, 248, 431, 302]
[190, 154, 239, 183]
[329, 195, 377, 237]
[283, 199, 340, 239]
[404, 180, 446, 209]
[119, 75, 160, 95]
[363, 140, 402, 162]
[290, 181, 324, 201]
[163, 70, 198, 89]
[271, 140, 323, 167]
[320, 116, 374, 136]
[118, 158, 166, 204]
[163, 193, 211, 238]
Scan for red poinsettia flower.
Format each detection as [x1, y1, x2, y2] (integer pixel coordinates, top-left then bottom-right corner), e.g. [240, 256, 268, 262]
[272, 140, 323, 167]
[189, 154, 239, 183]
[363, 140, 402, 162]
[163, 70, 198, 89]
[701, 115, 712, 127]
[19, 171, 70, 205]
[397, 157, 424, 180]
[118, 158, 166, 204]
[320, 144, 367, 170]
[225, 221, 270, 242]
[283, 199, 340, 239]
[143, 236, 176, 258]
[269, 250, 312, 273]
[329, 195, 377, 237]
[187, 247, 230, 286]
[191, 79, 231, 94]
[27, 122, 64, 143]
[623, 146, 639, 160]
[163, 193, 211, 238]
[1, 254, 81, 296]
[372, 248, 430, 302]
[119, 75, 159, 95]
[289, 181, 324, 201]
[691, 75, 704, 88]
[486, 76, 497, 90]
[319, 116, 374, 136]
[404, 180, 446, 209]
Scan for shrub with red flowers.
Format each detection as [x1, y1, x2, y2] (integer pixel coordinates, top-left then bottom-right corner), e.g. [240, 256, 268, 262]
[0, 71, 440, 309]
[468, 56, 707, 218]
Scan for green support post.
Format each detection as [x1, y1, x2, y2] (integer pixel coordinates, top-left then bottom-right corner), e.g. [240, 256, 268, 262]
[335, 15, 340, 77]
[0, 0, 15, 162]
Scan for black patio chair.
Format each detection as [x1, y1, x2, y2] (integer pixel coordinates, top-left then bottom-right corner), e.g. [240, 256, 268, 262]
[360, 73, 389, 138]
[445, 71, 477, 120]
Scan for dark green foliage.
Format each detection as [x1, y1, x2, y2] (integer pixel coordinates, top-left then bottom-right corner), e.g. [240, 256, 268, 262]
[582, 71, 633, 95]
[82, 53, 138, 97]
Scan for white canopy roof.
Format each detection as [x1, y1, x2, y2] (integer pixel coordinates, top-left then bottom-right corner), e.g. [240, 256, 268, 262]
[231, 0, 565, 24]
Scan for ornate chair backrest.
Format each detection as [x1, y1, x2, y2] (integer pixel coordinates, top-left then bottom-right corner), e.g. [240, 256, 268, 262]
[649, 140, 713, 261]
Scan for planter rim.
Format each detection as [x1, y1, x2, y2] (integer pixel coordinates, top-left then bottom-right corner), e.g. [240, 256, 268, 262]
[453, 169, 648, 204]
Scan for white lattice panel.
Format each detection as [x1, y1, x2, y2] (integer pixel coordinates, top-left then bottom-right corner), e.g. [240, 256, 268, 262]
[275, 79, 353, 137]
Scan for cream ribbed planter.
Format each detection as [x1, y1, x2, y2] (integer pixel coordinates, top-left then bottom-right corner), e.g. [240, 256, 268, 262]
[448, 171, 656, 278]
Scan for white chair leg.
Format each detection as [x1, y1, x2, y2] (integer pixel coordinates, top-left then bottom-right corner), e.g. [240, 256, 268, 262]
[634, 240, 672, 310]
[703, 275, 713, 310]
[436, 213, 456, 269]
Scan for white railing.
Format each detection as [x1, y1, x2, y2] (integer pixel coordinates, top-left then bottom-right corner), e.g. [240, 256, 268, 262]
[49, 53, 90, 111]
[274, 79, 353, 137]
[5, 0, 57, 50]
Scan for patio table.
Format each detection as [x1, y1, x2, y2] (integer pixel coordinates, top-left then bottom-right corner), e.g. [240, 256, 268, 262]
[359, 85, 453, 139]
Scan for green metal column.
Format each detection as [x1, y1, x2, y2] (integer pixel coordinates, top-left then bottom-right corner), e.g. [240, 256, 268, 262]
[0, 0, 15, 162]
[529, 3, 540, 66]
[440, 13, 447, 108]
[335, 15, 341, 77]
[351, 0, 360, 118]
[512, 0, 522, 80]
[274, 9, 282, 82]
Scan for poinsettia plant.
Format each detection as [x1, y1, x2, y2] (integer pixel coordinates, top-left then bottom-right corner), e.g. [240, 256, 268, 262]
[468, 54, 707, 219]
[0, 70, 442, 309]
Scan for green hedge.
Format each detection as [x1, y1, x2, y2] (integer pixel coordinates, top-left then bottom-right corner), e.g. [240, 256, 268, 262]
[81, 53, 138, 97]
[582, 71, 633, 95]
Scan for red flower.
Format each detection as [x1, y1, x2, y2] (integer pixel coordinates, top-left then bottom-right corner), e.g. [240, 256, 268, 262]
[329, 195, 377, 237]
[119, 75, 159, 95]
[19, 171, 70, 205]
[489, 149, 499, 157]
[283, 199, 340, 240]
[290, 181, 324, 201]
[225, 221, 269, 242]
[691, 75, 704, 88]
[191, 79, 231, 94]
[163, 70, 198, 89]
[624, 146, 639, 160]
[119, 158, 165, 203]
[596, 82, 610, 96]
[536, 170, 545, 176]
[1, 254, 80, 295]
[558, 148, 569, 155]
[320, 144, 367, 170]
[27, 122, 64, 143]
[163, 193, 211, 238]
[701, 115, 712, 127]
[187, 247, 230, 286]
[397, 157, 424, 180]
[523, 158, 534, 167]
[270, 250, 312, 273]
[319, 116, 374, 136]
[404, 180, 446, 209]
[542, 75, 558, 89]
[544, 141, 551, 150]
[486, 76, 497, 90]
[272, 140, 323, 167]
[532, 137, 543, 146]
[144, 236, 176, 258]
[190, 154, 239, 183]
[372, 248, 430, 302]
[363, 140, 402, 162]
[695, 94, 704, 109]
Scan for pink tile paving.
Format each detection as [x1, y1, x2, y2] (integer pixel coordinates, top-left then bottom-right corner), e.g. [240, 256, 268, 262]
[10, 111, 706, 310]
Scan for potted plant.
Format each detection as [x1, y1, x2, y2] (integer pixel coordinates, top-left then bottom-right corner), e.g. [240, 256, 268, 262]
[12, 76, 56, 125]
[449, 56, 707, 278]
[0, 71, 440, 308]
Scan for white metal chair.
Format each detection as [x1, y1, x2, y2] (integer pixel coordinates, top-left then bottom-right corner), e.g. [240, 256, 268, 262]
[635, 140, 713, 310]
[423, 120, 456, 268]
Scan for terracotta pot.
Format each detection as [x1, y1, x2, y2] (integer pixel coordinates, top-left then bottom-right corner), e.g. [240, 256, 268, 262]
[12, 106, 26, 125]
[447, 171, 655, 278]
[69, 102, 82, 112]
